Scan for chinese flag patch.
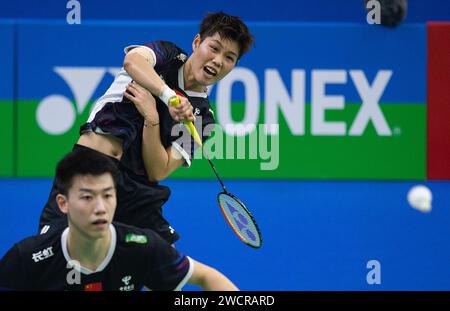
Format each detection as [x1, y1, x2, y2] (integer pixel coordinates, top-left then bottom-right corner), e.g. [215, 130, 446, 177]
[84, 282, 103, 291]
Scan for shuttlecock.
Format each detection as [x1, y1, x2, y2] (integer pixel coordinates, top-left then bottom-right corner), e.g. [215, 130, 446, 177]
[407, 185, 432, 213]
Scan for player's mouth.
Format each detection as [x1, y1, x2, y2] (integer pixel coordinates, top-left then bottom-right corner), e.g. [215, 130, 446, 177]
[203, 66, 218, 78]
[92, 219, 108, 229]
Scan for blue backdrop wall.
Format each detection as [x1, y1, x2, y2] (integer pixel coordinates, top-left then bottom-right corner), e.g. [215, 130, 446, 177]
[1, 0, 449, 22]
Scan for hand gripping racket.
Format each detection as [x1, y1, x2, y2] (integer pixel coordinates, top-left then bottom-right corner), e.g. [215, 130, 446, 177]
[170, 96, 262, 248]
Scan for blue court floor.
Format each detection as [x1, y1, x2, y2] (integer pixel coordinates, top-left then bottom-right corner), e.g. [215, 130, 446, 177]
[1, 179, 449, 290]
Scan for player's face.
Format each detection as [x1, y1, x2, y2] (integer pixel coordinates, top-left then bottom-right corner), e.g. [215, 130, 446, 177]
[61, 174, 116, 239]
[190, 33, 239, 87]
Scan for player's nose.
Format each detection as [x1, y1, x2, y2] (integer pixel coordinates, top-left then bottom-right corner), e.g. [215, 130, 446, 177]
[93, 198, 107, 214]
[212, 56, 222, 69]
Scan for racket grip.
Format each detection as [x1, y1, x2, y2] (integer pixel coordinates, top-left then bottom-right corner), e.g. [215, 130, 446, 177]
[169, 96, 203, 147]
[168, 95, 181, 106]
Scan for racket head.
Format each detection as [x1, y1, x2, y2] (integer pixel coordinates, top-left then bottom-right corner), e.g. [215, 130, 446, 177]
[217, 192, 262, 248]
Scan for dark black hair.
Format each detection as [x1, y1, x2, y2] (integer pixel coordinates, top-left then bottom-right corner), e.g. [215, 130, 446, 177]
[55, 148, 119, 196]
[199, 11, 254, 59]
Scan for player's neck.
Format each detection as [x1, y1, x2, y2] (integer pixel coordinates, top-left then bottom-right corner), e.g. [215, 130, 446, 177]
[183, 59, 204, 92]
[67, 225, 112, 272]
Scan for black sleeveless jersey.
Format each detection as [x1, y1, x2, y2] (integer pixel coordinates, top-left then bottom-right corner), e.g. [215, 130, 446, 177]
[83, 41, 215, 180]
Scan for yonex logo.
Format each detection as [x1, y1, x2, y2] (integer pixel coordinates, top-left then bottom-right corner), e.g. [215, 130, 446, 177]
[223, 201, 257, 243]
[176, 53, 187, 62]
[213, 67, 393, 136]
[36, 67, 120, 135]
[36, 66, 392, 138]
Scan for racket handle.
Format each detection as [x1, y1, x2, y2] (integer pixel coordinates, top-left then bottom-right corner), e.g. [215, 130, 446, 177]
[169, 96, 203, 147]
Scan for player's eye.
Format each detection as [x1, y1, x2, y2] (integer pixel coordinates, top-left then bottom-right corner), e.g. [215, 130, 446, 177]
[81, 196, 92, 201]
[104, 193, 113, 199]
[210, 45, 219, 52]
[226, 55, 235, 62]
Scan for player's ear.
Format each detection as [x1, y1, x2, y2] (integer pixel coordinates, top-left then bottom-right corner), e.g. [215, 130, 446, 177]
[56, 194, 69, 214]
[192, 34, 201, 51]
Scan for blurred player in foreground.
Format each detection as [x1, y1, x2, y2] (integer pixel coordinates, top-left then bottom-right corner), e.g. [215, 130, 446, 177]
[0, 149, 238, 291]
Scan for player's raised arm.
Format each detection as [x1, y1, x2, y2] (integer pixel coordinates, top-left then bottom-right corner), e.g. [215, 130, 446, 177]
[123, 47, 166, 99]
[188, 259, 239, 291]
[124, 82, 185, 182]
[123, 46, 194, 122]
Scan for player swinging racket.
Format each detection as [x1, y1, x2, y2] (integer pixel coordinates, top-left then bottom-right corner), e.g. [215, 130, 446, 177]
[0, 149, 238, 291]
[38, 12, 254, 245]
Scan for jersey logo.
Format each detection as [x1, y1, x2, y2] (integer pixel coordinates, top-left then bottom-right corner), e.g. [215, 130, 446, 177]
[40, 225, 50, 235]
[125, 233, 148, 244]
[120, 275, 134, 291]
[194, 108, 201, 116]
[84, 282, 103, 291]
[177, 53, 187, 62]
[122, 275, 131, 285]
[31, 246, 54, 262]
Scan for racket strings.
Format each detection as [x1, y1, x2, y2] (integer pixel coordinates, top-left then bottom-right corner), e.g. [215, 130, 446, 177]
[218, 193, 262, 248]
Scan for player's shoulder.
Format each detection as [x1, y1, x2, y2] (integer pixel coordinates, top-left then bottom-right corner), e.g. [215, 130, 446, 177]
[145, 40, 188, 63]
[150, 40, 178, 50]
[12, 226, 64, 263]
[151, 40, 186, 54]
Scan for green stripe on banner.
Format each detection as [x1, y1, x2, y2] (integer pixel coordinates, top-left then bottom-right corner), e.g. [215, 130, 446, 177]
[17, 100, 87, 177]
[15, 99, 425, 179]
[171, 102, 426, 179]
[0, 101, 14, 176]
